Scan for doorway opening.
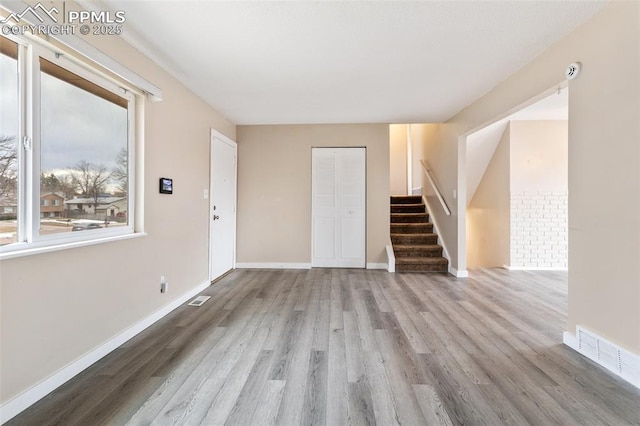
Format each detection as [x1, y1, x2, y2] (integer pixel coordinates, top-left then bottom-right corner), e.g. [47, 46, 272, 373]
[465, 86, 569, 270]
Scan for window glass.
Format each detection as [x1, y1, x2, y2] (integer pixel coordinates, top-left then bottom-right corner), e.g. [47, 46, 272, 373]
[39, 58, 129, 236]
[0, 35, 137, 254]
[0, 38, 19, 246]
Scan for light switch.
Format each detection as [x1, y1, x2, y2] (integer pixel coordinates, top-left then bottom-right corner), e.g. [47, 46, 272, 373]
[203, 189, 209, 199]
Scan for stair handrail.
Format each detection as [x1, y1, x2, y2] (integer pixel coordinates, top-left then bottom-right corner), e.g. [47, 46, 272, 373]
[420, 160, 451, 216]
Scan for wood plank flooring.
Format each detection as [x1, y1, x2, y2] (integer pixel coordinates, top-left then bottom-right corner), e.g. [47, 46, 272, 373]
[7, 268, 640, 425]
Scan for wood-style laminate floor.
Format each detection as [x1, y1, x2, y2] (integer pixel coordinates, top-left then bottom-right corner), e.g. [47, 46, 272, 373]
[8, 268, 640, 425]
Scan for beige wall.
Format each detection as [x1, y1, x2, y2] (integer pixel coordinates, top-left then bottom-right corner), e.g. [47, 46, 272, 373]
[410, 125, 426, 191]
[566, 3, 639, 354]
[0, 18, 235, 404]
[236, 124, 390, 265]
[420, 122, 459, 268]
[466, 121, 509, 204]
[389, 124, 408, 195]
[427, 2, 640, 353]
[412, 123, 439, 192]
[467, 124, 511, 268]
[390, 123, 434, 196]
[510, 121, 568, 193]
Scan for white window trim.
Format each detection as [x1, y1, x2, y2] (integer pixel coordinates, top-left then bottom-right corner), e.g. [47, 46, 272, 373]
[0, 232, 147, 261]
[0, 33, 144, 256]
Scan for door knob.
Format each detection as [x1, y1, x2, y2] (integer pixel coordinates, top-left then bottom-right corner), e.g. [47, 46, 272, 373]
[213, 215, 220, 220]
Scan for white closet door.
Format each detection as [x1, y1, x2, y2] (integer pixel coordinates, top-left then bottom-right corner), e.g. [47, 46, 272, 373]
[312, 148, 366, 268]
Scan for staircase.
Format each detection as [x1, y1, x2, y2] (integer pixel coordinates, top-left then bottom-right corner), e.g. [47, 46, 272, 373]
[390, 195, 448, 272]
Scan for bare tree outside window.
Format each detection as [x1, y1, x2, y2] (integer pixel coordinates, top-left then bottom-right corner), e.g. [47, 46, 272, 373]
[0, 135, 17, 196]
[112, 147, 128, 196]
[70, 160, 112, 208]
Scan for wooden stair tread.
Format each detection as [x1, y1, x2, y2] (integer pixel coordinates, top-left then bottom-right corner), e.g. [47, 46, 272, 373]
[391, 222, 433, 226]
[390, 214, 429, 223]
[395, 257, 448, 272]
[391, 203, 425, 210]
[393, 244, 442, 250]
[390, 195, 423, 204]
[391, 212, 428, 215]
[391, 223, 433, 230]
[390, 234, 439, 245]
[390, 232, 438, 237]
[393, 244, 444, 258]
[395, 257, 448, 264]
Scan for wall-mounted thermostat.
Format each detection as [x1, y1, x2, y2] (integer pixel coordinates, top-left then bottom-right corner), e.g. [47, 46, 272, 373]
[159, 177, 173, 194]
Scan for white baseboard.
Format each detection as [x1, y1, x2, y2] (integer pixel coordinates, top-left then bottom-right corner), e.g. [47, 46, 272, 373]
[563, 328, 640, 390]
[236, 262, 390, 270]
[235, 262, 311, 269]
[385, 245, 395, 273]
[411, 186, 422, 196]
[0, 280, 211, 425]
[504, 265, 568, 271]
[563, 331, 579, 349]
[366, 262, 388, 270]
[449, 267, 469, 278]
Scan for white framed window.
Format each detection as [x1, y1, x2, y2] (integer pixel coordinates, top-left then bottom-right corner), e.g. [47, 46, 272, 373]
[0, 34, 138, 256]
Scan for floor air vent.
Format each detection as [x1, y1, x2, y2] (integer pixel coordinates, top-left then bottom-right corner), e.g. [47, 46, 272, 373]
[576, 326, 640, 388]
[187, 295, 211, 307]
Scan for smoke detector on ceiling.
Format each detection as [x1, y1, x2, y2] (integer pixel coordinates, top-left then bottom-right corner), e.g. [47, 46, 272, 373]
[565, 62, 582, 80]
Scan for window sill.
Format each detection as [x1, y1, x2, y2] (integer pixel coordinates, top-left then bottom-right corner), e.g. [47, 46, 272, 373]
[0, 232, 147, 261]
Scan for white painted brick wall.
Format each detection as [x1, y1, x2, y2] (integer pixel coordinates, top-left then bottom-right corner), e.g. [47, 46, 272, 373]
[510, 191, 568, 269]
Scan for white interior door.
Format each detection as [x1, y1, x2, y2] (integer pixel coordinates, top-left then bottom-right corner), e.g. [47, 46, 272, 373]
[312, 147, 366, 268]
[209, 130, 237, 281]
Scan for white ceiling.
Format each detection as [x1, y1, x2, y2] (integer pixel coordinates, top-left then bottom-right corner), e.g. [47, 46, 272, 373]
[97, 1, 604, 125]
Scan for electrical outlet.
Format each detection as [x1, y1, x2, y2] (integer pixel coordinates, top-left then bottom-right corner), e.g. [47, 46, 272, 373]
[160, 276, 167, 293]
